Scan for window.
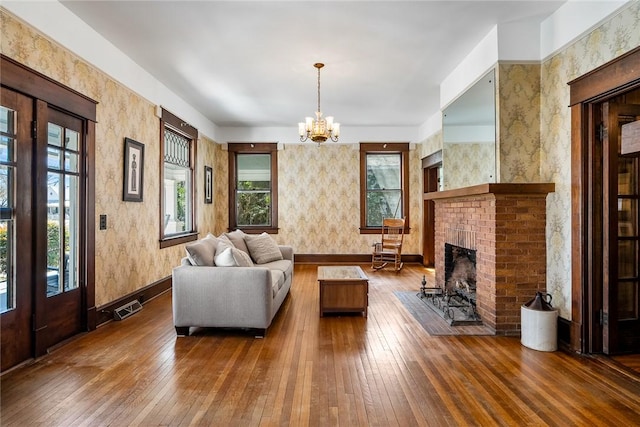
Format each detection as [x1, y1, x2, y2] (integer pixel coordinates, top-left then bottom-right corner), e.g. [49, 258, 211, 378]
[360, 143, 410, 234]
[160, 109, 198, 248]
[228, 143, 278, 233]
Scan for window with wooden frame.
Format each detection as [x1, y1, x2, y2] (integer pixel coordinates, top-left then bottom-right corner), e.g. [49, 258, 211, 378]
[159, 108, 198, 248]
[360, 143, 410, 234]
[228, 143, 278, 233]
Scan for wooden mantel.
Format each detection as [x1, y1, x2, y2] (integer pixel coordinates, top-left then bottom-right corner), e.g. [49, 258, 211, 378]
[424, 183, 555, 200]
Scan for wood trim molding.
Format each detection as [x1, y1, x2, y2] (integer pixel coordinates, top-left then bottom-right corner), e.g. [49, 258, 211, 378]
[424, 183, 555, 200]
[359, 143, 411, 233]
[85, 120, 97, 330]
[96, 276, 172, 327]
[568, 46, 640, 106]
[421, 150, 442, 169]
[0, 54, 97, 121]
[159, 108, 199, 248]
[227, 142, 279, 232]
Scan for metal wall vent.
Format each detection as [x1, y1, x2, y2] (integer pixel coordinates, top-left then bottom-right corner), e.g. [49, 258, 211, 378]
[114, 300, 142, 321]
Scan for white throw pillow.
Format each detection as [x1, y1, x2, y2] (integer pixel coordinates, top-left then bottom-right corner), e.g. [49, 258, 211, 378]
[214, 245, 254, 267]
[214, 247, 236, 267]
[245, 232, 283, 264]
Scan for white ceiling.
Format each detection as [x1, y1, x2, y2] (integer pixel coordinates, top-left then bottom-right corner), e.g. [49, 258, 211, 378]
[59, 1, 566, 130]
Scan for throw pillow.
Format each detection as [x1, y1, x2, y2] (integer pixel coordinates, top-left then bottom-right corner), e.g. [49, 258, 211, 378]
[185, 236, 218, 266]
[224, 229, 250, 254]
[214, 246, 236, 267]
[245, 232, 283, 264]
[214, 246, 255, 267]
[231, 247, 254, 267]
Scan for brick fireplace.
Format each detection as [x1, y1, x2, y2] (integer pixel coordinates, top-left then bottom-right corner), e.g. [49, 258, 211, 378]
[425, 183, 555, 335]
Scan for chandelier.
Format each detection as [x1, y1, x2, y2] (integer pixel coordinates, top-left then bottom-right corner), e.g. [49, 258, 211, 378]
[298, 63, 340, 143]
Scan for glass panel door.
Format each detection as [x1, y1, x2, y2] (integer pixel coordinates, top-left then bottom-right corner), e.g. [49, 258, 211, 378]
[0, 106, 16, 312]
[42, 109, 84, 349]
[46, 123, 80, 296]
[617, 156, 638, 322]
[603, 101, 640, 354]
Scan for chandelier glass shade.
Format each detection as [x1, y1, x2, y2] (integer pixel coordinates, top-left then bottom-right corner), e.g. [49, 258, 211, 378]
[299, 63, 340, 143]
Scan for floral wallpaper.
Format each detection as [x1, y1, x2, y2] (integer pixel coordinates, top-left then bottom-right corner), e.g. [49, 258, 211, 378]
[540, 1, 640, 319]
[442, 143, 496, 189]
[497, 63, 541, 183]
[420, 130, 443, 159]
[212, 143, 229, 237]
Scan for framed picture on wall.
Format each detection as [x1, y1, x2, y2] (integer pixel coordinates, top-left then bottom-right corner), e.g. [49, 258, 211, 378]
[204, 165, 213, 204]
[123, 137, 144, 202]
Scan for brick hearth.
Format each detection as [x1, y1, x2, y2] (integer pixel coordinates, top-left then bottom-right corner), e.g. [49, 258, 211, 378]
[425, 183, 555, 335]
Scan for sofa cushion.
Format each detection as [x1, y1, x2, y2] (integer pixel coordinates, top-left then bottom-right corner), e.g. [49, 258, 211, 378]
[245, 232, 283, 264]
[224, 229, 250, 254]
[214, 245, 255, 267]
[185, 235, 219, 266]
[260, 259, 292, 275]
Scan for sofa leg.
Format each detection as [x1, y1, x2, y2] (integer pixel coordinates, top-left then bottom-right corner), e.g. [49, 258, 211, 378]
[254, 328, 266, 338]
[175, 326, 190, 336]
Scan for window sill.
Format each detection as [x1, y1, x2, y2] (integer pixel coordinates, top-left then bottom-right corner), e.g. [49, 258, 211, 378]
[159, 232, 199, 249]
[232, 227, 279, 235]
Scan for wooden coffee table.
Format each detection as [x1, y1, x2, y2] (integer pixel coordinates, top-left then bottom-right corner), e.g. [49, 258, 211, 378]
[317, 266, 369, 317]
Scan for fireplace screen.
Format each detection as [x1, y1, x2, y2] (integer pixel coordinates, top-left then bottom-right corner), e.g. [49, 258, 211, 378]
[418, 243, 481, 325]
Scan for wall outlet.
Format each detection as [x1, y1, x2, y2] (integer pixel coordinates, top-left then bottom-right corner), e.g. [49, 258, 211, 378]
[99, 214, 107, 230]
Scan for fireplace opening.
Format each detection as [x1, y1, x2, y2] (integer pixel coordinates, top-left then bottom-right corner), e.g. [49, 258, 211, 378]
[444, 243, 477, 295]
[417, 243, 481, 325]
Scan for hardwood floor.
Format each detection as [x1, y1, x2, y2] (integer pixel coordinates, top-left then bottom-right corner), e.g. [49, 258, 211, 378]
[2, 264, 640, 426]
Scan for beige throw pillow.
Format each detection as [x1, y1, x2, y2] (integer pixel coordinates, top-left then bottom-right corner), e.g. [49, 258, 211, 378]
[245, 232, 283, 264]
[185, 235, 219, 266]
[231, 247, 254, 267]
[224, 229, 250, 254]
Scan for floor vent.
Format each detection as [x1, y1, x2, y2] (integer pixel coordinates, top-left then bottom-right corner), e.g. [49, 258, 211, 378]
[114, 300, 142, 321]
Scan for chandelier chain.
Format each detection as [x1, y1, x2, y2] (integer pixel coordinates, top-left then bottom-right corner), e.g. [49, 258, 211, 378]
[317, 64, 321, 114]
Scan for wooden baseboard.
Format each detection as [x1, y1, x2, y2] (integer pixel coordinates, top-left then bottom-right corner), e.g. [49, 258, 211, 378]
[558, 316, 571, 348]
[294, 253, 422, 264]
[96, 276, 172, 327]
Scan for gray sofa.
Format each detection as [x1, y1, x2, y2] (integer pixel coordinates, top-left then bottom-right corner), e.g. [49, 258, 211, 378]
[172, 232, 293, 337]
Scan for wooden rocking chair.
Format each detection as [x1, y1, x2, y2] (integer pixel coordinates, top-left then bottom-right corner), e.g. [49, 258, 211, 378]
[371, 218, 405, 272]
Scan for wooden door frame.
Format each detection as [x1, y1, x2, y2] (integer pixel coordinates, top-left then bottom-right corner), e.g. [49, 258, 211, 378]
[1, 55, 97, 357]
[569, 46, 640, 353]
[422, 150, 441, 267]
